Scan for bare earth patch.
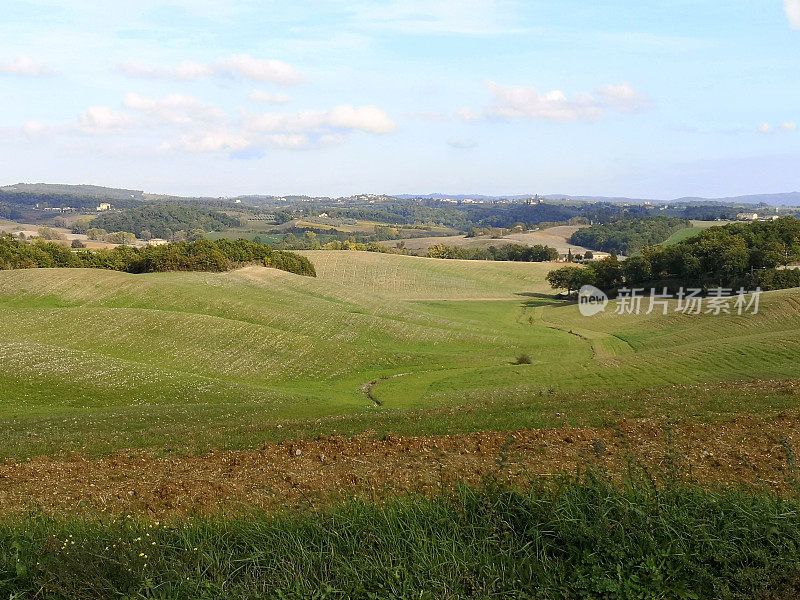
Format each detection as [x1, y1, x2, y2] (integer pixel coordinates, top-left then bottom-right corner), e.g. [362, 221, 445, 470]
[2, 411, 800, 517]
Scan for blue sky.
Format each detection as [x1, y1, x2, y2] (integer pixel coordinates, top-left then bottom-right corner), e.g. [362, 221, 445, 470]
[1, 0, 799, 198]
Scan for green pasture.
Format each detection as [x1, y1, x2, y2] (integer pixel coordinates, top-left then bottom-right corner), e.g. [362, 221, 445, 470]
[1, 251, 799, 457]
[662, 220, 722, 245]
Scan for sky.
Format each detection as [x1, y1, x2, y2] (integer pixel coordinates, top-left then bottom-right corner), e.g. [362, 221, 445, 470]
[1, 0, 799, 199]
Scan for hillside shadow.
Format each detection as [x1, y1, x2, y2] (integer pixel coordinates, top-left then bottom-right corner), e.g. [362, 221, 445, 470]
[516, 292, 570, 307]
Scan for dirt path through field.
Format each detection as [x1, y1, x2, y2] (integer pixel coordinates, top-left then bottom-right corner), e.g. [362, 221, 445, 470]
[2, 412, 799, 517]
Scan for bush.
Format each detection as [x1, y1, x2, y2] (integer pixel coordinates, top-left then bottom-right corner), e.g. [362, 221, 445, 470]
[36, 226, 63, 241]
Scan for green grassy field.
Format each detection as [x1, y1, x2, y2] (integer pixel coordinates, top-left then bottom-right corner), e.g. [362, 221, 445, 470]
[662, 220, 722, 245]
[6, 473, 800, 600]
[1, 251, 799, 458]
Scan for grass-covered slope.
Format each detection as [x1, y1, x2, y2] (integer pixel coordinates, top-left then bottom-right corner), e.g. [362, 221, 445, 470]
[5, 474, 800, 600]
[297, 249, 556, 299]
[1, 251, 799, 457]
[662, 220, 719, 245]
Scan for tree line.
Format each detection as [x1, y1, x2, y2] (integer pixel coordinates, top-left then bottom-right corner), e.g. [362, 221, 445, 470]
[0, 236, 315, 277]
[569, 217, 690, 255]
[548, 217, 800, 294]
[77, 204, 242, 240]
[426, 243, 559, 262]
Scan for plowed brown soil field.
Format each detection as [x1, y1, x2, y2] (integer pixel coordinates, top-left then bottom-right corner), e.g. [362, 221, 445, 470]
[2, 411, 800, 517]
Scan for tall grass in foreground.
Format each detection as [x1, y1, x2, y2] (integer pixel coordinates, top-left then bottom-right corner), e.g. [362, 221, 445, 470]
[2, 468, 800, 599]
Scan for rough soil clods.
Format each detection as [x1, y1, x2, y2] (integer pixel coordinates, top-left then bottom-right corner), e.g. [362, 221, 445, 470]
[1, 412, 799, 517]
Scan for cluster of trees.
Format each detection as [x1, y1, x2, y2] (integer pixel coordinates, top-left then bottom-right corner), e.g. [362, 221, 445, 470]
[300, 200, 630, 232]
[269, 232, 410, 254]
[465, 226, 514, 238]
[271, 227, 434, 250]
[548, 218, 800, 294]
[569, 217, 690, 255]
[0, 203, 23, 221]
[0, 190, 137, 212]
[321, 240, 409, 254]
[84, 228, 138, 244]
[36, 227, 63, 241]
[79, 204, 241, 239]
[0, 236, 315, 277]
[426, 243, 559, 262]
[628, 218, 800, 286]
[272, 231, 322, 250]
[320, 202, 473, 230]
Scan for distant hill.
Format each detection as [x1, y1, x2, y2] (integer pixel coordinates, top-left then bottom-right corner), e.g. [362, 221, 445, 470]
[672, 192, 800, 206]
[3, 182, 800, 207]
[398, 192, 800, 206]
[395, 193, 533, 201]
[1, 183, 144, 201]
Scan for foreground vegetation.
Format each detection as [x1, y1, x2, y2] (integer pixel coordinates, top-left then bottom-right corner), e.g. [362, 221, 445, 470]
[3, 471, 800, 599]
[0, 235, 315, 276]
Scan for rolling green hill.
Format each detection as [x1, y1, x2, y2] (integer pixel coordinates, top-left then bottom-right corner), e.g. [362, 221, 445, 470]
[1, 252, 799, 457]
[661, 220, 720, 245]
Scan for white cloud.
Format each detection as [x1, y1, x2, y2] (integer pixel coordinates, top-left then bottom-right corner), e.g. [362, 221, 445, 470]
[241, 105, 395, 134]
[250, 90, 292, 104]
[159, 130, 346, 153]
[781, 121, 797, 131]
[119, 60, 212, 80]
[161, 130, 251, 153]
[319, 133, 348, 145]
[455, 108, 481, 122]
[405, 111, 450, 121]
[484, 81, 604, 122]
[163, 103, 394, 154]
[119, 61, 160, 78]
[459, 80, 648, 123]
[22, 120, 48, 137]
[265, 134, 312, 149]
[78, 106, 132, 133]
[174, 61, 215, 80]
[757, 122, 773, 133]
[327, 105, 395, 133]
[786, 0, 800, 27]
[0, 55, 53, 76]
[124, 93, 225, 125]
[595, 82, 649, 113]
[119, 55, 303, 85]
[223, 54, 304, 85]
[448, 139, 477, 149]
